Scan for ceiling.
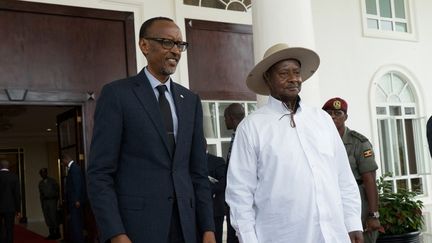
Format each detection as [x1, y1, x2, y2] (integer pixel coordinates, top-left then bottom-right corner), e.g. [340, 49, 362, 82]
[0, 105, 74, 139]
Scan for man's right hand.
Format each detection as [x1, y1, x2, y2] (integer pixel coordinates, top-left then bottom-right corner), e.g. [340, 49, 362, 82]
[111, 234, 132, 243]
[202, 231, 216, 243]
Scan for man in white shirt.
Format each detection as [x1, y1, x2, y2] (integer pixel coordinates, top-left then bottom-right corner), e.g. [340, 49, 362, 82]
[225, 43, 363, 243]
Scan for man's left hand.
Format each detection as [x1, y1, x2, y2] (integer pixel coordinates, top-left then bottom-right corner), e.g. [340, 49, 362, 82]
[349, 230, 363, 243]
[202, 231, 216, 243]
[365, 218, 381, 232]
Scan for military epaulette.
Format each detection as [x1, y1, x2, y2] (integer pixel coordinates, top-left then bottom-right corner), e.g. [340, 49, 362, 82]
[350, 130, 369, 143]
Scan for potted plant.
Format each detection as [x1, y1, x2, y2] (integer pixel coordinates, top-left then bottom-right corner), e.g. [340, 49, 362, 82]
[376, 173, 424, 243]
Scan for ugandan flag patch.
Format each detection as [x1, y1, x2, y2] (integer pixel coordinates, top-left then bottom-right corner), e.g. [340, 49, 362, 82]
[363, 149, 373, 158]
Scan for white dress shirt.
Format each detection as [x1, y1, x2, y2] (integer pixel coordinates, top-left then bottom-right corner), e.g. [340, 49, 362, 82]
[145, 67, 178, 140]
[225, 96, 362, 243]
[67, 160, 74, 170]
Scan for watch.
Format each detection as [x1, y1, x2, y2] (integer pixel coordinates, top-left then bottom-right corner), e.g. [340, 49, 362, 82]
[368, 211, 380, 219]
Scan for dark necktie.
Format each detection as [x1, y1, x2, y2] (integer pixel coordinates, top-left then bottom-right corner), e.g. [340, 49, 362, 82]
[156, 85, 175, 155]
[226, 132, 235, 164]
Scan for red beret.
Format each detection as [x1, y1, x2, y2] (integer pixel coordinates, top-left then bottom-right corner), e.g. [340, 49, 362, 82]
[322, 97, 348, 113]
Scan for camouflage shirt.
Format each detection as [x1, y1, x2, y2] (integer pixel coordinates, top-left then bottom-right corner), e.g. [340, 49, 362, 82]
[342, 127, 378, 182]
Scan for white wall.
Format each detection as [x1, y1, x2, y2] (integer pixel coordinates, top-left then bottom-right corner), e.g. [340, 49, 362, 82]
[18, 0, 432, 233]
[312, 0, 432, 134]
[312, 0, 432, 233]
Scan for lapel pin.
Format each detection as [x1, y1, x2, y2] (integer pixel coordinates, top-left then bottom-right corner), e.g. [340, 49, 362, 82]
[180, 94, 184, 98]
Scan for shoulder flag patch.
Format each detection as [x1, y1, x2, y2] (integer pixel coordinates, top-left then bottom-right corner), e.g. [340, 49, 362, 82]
[363, 149, 373, 158]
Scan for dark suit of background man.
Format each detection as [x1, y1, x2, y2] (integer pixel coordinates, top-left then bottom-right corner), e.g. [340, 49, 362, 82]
[427, 116, 432, 158]
[0, 160, 21, 243]
[207, 152, 226, 243]
[38, 168, 61, 240]
[61, 154, 85, 243]
[223, 103, 245, 243]
[87, 17, 216, 243]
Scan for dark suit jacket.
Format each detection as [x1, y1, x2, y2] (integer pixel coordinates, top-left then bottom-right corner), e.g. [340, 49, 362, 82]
[87, 69, 215, 243]
[66, 162, 86, 210]
[0, 170, 20, 214]
[427, 116, 432, 158]
[207, 154, 226, 217]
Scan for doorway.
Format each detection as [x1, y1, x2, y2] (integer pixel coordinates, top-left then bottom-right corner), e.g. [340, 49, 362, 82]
[0, 104, 80, 238]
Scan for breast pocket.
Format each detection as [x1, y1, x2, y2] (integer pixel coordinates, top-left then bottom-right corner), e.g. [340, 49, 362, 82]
[316, 132, 335, 157]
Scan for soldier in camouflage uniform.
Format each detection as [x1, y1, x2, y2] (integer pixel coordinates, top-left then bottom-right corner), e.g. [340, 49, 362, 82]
[323, 97, 380, 243]
[38, 168, 61, 240]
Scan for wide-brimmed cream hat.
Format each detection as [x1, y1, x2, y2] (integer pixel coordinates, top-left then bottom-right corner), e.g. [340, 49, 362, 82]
[246, 43, 320, 95]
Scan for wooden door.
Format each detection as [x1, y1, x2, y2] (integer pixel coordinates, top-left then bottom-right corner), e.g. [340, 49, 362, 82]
[57, 107, 97, 242]
[185, 19, 256, 100]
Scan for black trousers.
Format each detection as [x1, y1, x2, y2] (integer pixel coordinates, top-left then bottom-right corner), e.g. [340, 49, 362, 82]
[226, 208, 239, 243]
[68, 206, 85, 243]
[168, 202, 185, 243]
[0, 212, 15, 243]
[214, 216, 224, 243]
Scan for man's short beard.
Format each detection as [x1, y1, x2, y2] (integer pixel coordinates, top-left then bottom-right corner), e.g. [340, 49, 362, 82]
[161, 67, 176, 76]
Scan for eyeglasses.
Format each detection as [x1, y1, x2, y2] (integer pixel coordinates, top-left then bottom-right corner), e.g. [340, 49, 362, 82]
[326, 110, 345, 117]
[144, 37, 188, 52]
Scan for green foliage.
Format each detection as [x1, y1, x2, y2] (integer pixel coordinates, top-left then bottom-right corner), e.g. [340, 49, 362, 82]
[378, 173, 424, 235]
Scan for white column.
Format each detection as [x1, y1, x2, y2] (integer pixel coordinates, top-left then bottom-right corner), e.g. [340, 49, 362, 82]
[251, 0, 321, 107]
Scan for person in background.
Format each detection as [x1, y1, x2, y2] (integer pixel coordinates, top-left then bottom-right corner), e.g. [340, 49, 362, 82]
[427, 116, 432, 158]
[38, 167, 61, 240]
[225, 43, 363, 243]
[61, 153, 85, 243]
[0, 160, 21, 243]
[87, 16, 216, 243]
[224, 103, 245, 167]
[223, 103, 245, 243]
[322, 97, 380, 243]
[206, 147, 226, 243]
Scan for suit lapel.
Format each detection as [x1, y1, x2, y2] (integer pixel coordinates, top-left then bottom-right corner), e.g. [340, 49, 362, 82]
[170, 82, 186, 162]
[132, 71, 173, 158]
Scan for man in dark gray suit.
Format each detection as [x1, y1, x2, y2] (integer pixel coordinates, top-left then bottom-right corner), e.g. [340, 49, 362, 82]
[223, 103, 244, 243]
[0, 160, 21, 243]
[61, 154, 86, 243]
[87, 17, 216, 243]
[427, 116, 432, 158]
[207, 152, 226, 243]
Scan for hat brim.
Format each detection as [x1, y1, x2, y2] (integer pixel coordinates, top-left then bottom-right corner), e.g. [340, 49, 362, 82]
[246, 47, 320, 95]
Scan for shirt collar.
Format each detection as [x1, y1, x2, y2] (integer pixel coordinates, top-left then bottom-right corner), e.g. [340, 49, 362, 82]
[268, 95, 302, 114]
[67, 160, 74, 169]
[0, 168, 9, 171]
[144, 67, 173, 95]
[342, 126, 349, 142]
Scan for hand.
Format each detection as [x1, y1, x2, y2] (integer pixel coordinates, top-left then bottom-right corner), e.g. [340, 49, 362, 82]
[365, 218, 381, 232]
[111, 234, 132, 243]
[348, 230, 363, 243]
[202, 231, 216, 243]
[74, 201, 81, 208]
